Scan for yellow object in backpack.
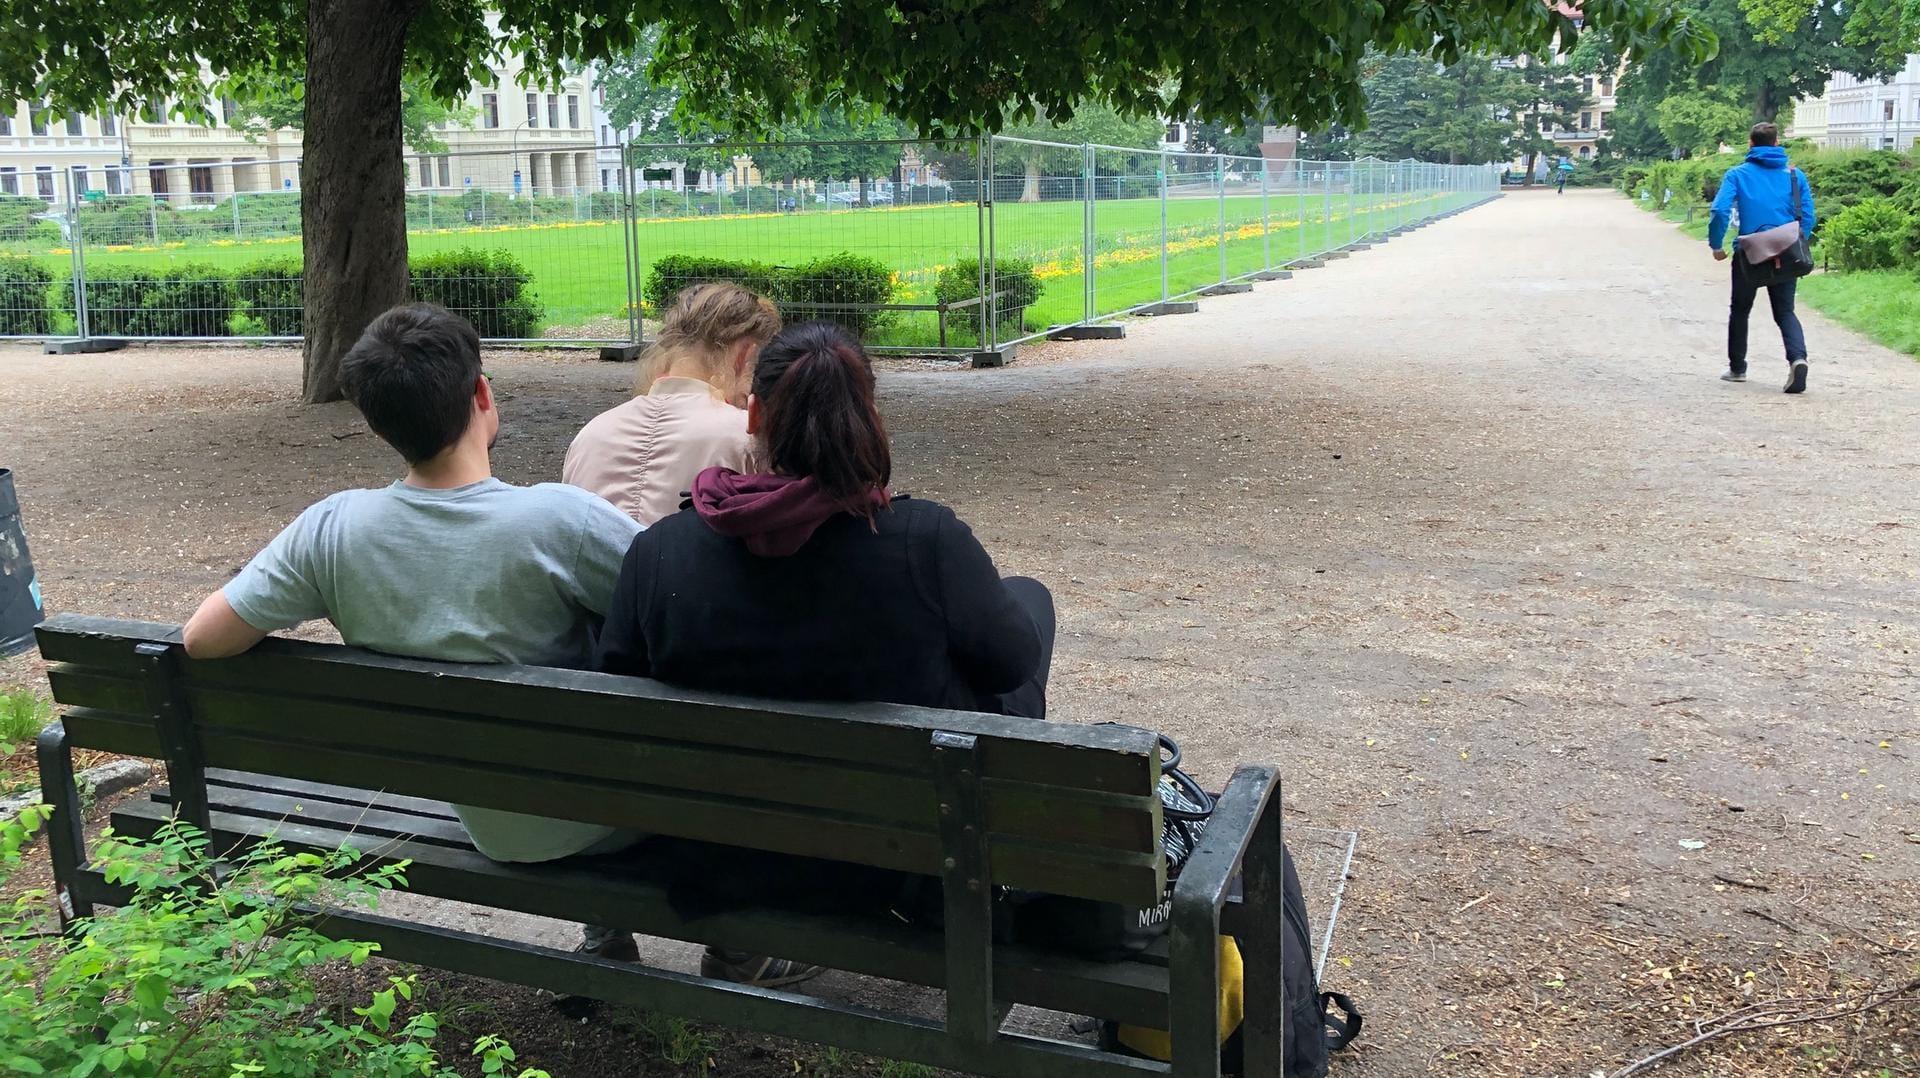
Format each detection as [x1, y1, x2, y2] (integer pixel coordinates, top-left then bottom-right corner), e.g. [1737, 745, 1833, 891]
[1113, 936, 1246, 1062]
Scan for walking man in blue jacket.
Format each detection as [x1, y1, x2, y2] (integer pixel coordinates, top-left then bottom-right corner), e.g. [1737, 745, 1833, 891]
[1709, 122, 1817, 393]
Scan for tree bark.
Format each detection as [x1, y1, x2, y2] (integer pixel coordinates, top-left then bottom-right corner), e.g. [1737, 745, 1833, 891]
[1523, 149, 1539, 187]
[1021, 158, 1041, 202]
[301, 0, 418, 404]
[1754, 84, 1779, 124]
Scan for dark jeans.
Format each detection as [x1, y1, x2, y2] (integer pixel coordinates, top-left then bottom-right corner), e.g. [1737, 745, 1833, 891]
[993, 576, 1056, 721]
[1728, 260, 1807, 372]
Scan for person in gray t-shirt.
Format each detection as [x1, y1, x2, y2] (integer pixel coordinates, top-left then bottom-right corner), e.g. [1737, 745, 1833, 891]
[183, 304, 640, 865]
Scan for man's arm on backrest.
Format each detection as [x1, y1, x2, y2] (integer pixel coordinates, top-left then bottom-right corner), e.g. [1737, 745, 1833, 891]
[183, 590, 268, 659]
[185, 502, 333, 659]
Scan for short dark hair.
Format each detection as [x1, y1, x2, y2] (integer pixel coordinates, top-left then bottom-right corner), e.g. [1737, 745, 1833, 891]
[751, 322, 890, 510]
[1750, 122, 1779, 147]
[338, 304, 483, 464]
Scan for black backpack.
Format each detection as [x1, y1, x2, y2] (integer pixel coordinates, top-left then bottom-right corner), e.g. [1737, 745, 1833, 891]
[1281, 845, 1362, 1077]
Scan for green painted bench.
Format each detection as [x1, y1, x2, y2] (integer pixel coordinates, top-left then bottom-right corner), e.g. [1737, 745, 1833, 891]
[34, 613, 1289, 1078]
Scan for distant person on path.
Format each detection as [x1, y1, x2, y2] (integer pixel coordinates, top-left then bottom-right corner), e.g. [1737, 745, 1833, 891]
[1555, 159, 1572, 194]
[1709, 122, 1817, 393]
[564, 283, 777, 523]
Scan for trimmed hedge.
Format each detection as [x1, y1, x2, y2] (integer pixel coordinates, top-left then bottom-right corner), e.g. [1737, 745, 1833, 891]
[0, 255, 55, 336]
[935, 258, 1043, 332]
[27, 247, 541, 339]
[408, 249, 543, 338]
[644, 251, 896, 336]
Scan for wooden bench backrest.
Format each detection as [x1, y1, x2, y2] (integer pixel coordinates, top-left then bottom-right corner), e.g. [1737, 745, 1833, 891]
[39, 615, 1166, 905]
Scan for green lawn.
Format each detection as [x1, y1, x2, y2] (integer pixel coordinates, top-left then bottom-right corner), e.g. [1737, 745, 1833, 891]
[27, 187, 1476, 347]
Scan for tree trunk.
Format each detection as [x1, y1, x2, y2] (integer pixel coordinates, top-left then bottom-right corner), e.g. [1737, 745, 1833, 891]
[858, 174, 871, 207]
[1754, 84, 1779, 123]
[1021, 158, 1041, 203]
[301, 0, 418, 404]
[1523, 149, 1538, 187]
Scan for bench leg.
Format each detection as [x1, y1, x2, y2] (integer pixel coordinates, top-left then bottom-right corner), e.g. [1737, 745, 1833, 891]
[1239, 782, 1285, 1078]
[1169, 895, 1222, 1078]
[35, 720, 94, 933]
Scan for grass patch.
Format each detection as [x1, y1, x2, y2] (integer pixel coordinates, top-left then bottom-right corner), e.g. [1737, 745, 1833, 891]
[8, 191, 1470, 345]
[0, 687, 50, 745]
[1799, 271, 1920, 357]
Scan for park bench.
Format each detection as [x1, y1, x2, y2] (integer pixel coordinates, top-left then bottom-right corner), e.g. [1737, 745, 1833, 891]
[34, 614, 1289, 1078]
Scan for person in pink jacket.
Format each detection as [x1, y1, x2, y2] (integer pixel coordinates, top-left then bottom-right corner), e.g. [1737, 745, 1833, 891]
[565, 283, 779, 524]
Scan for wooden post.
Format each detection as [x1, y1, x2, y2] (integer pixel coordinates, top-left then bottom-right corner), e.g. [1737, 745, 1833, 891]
[137, 641, 208, 831]
[930, 730, 997, 1044]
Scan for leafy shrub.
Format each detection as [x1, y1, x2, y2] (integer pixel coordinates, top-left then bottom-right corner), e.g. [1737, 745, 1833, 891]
[1822, 198, 1918, 272]
[643, 254, 779, 315]
[644, 252, 898, 336]
[0, 195, 61, 247]
[935, 257, 1043, 332]
[774, 252, 896, 336]
[409, 248, 544, 338]
[234, 257, 304, 336]
[1794, 150, 1914, 213]
[70, 262, 238, 337]
[0, 813, 549, 1078]
[0, 256, 55, 335]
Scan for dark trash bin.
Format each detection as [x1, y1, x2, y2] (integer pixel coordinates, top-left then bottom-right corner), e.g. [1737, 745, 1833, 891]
[0, 468, 46, 657]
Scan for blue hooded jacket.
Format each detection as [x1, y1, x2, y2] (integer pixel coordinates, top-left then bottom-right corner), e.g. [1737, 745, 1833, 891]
[1708, 145, 1816, 250]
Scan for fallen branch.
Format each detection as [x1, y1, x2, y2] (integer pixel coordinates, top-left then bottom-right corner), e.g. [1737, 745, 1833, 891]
[1456, 892, 1494, 915]
[1607, 977, 1920, 1078]
[1713, 874, 1770, 892]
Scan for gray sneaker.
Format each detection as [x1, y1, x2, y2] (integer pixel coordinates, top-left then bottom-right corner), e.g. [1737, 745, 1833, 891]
[1720, 370, 1747, 383]
[701, 948, 826, 988]
[1785, 359, 1809, 394]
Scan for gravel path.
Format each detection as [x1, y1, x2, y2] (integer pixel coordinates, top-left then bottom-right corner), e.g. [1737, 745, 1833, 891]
[2, 188, 1914, 1075]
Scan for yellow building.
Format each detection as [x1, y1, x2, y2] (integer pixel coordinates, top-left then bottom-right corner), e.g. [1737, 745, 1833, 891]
[0, 102, 121, 200]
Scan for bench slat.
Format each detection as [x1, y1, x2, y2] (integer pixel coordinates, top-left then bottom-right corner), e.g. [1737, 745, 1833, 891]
[111, 798, 1173, 1028]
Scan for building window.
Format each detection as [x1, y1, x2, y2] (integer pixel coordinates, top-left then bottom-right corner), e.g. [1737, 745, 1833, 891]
[0, 113, 9, 136]
[1579, 145, 1593, 158]
[1602, 78, 1614, 97]
[142, 100, 165, 123]
[1582, 76, 1594, 95]
[72, 166, 89, 192]
[482, 93, 499, 129]
[35, 166, 54, 199]
[568, 95, 580, 128]
[526, 92, 539, 127]
[106, 168, 123, 195]
[101, 112, 116, 136]
[547, 94, 559, 129]
[437, 156, 451, 187]
[417, 154, 430, 186]
[600, 124, 610, 144]
[189, 160, 215, 203]
[1580, 111, 1592, 130]
[31, 103, 49, 136]
[1164, 121, 1184, 144]
[222, 97, 239, 126]
[66, 112, 84, 136]
[0, 168, 15, 195]
[1884, 100, 1896, 121]
[149, 161, 170, 197]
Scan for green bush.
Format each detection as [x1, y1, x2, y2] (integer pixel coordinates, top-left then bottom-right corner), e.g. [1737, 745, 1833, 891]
[0, 195, 61, 248]
[70, 262, 237, 337]
[774, 252, 896, 336]
[234, 257, 304, 336]
[643, 253, 779, 315]
[408, 248, 544, 338]
[0, 255, 55, 335]
[1822, 198, 1918, 272]
[643, 252, 898, 336]
[935, 257, 1043, 332]
[0, 811, 550, 1078]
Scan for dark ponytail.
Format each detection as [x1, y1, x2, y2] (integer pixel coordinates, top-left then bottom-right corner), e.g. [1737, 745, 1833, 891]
[752, 322, 892, 511]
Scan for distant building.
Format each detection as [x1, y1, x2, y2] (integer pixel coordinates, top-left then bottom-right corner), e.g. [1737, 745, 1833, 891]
[1818, 57, 1920, 150]
[1786, 92, 1830, 147]
[1505, 58, 1623, 175]
[0, 102, 124, 200]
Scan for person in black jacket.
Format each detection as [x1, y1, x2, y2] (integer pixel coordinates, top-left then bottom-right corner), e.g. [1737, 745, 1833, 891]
[595, 320, 1054, 719]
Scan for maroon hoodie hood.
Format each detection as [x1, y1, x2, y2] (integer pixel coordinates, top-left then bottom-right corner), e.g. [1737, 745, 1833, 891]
[690, 467, 890, 557]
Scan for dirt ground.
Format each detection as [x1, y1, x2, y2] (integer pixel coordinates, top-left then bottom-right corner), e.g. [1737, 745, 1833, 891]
[2, 188, 1915, 1076]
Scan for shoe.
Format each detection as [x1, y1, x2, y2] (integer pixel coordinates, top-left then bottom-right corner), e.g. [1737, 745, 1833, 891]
[576, 932, 641, 963]
[1720, 369, 1747, 383]
[1785, 359, 1809, 394]
[700, 948, 826, 988]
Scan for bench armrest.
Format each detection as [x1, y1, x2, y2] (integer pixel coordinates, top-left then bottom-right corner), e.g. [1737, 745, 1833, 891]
[1170, 764, 1277, 923]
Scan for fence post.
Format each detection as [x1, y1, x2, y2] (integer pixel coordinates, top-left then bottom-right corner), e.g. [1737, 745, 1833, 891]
[1322, 164, 1332, 254]
[231, 190, 242, 239]
[66, 172, 89, 342]
[1083, 142, 1095, 326]
[1159, 150, 1170, 303]
[1260, 159, 1271, 270]
[1297, 161, 1307, 264]
[1216, 154, 1228, 285]
[426, 190, 434, 230]
[621, 144, 641, 346]
[149, 194, 159, 243]
[1347, 162, 1357, 248]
